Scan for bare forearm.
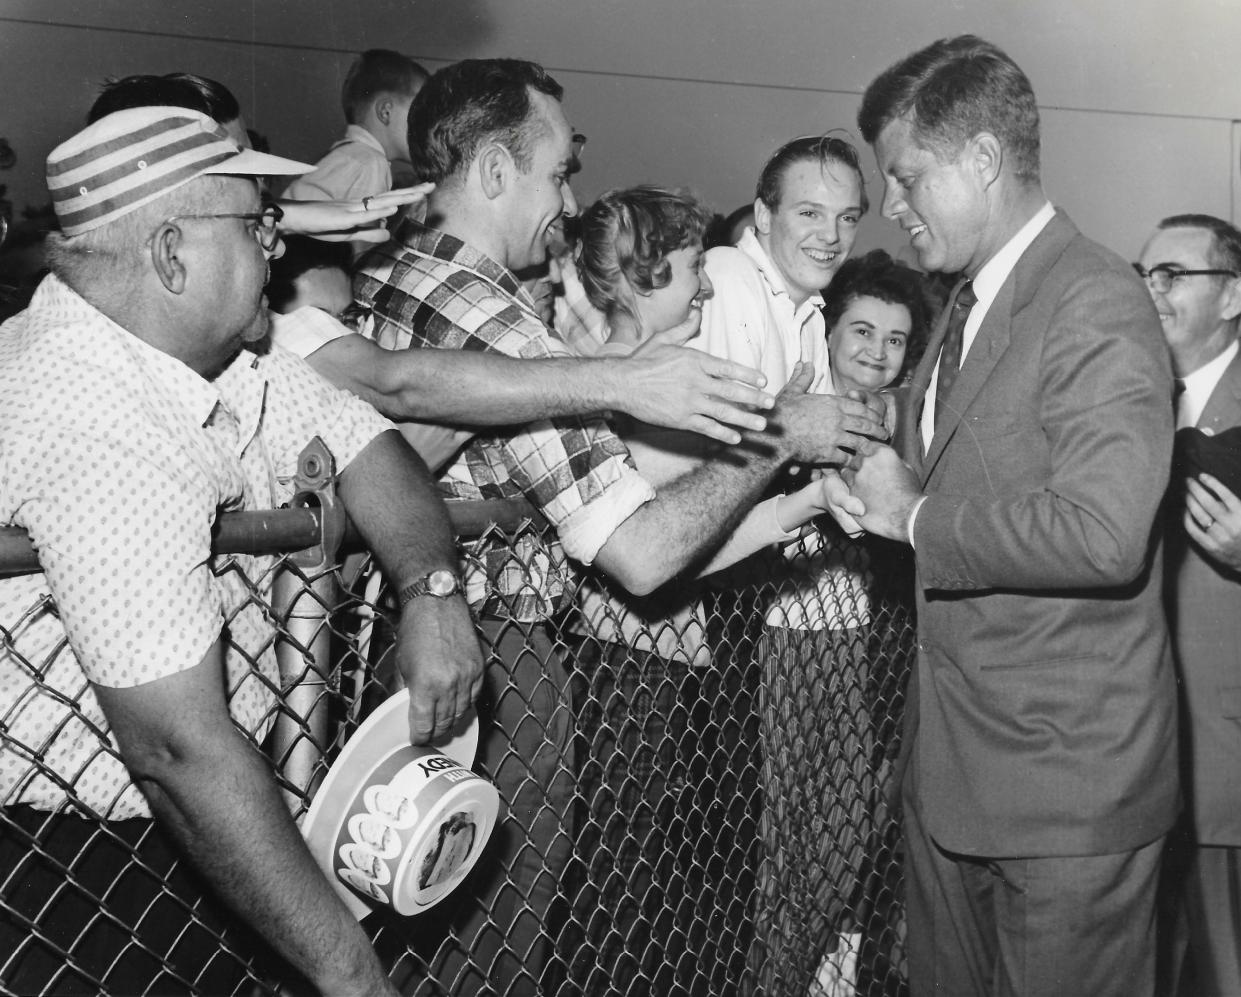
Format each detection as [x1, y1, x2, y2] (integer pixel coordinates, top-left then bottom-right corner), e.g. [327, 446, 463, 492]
[378, 351, 629, 426]
[597, 438, 785, 594]
[338, 430, 459, 588]
[134, 729, 392, 996]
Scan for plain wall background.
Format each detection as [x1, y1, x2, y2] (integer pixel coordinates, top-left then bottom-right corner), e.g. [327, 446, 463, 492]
[1, 0, 1237, 261]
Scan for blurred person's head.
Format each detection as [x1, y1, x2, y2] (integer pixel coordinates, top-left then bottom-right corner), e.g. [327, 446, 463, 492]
[265, 235, 354, 316]
[408, 59, 577, 273]
[858, 35, 1043, 276]
[821, 249, 932, 392]
[89, 73, 248, 147]
[342, 49, 428, 162]
[1137, 214, 1241, 376]
[753, 135, 868, 306]
[578, 185, 714, 347]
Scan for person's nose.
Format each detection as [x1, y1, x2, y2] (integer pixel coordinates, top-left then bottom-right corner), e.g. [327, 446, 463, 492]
[698, 270, 714, 302]
[881, 180, 905, 221]
[560, 183, 579, 219]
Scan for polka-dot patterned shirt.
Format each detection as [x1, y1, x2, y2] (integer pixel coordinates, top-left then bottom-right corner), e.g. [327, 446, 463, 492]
[0, 274, 393, 820]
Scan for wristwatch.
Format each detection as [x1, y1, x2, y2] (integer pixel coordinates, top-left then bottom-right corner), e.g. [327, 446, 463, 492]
[397, 568, 464, 607]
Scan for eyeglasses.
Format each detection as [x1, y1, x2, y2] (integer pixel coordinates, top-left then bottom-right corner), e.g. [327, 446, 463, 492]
[165, 204, 284, 252]
[1132, 263, 1240, 294]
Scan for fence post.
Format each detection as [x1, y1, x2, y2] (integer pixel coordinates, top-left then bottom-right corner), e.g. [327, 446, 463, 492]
[272, 436, 346, 815]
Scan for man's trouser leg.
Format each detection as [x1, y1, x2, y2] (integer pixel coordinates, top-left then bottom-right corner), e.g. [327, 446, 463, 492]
[902, 785, 1163, 997]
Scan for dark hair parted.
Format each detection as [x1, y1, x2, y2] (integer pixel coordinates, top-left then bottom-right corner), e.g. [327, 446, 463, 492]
[578, 185, 713, 322]
[857, 35, 1041, 183]
[822, 249, 934, 376]
[407, 59, 563, 186]
[88, 73, 241, 125]
[342, 49, 428, 124]
[755, 135, 868, 214]
[1159, 214, 1241, 274]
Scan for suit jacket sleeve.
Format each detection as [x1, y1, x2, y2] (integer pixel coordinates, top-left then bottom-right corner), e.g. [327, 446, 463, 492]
[912, 262, 1173, 591]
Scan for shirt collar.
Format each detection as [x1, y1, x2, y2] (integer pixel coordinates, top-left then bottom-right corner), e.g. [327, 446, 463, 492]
[38, 273, 250, 429]
[736, 228, 826, 310]
[970, 201, 1056, 313]
[1183, 338, 1239, 416]
[342, 124, 387, 155]
[393, 217, 537, 309]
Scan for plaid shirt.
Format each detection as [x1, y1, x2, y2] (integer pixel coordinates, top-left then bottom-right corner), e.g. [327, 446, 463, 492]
[355, 220, 654, 621]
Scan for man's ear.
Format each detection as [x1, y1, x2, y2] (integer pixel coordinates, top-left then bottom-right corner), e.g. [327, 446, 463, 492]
[753, 197, 772, 236]
[374, 94, 395, 126]
[1221, 275, 1241, 324]
[477, 142, 509, 201]
[149, 222, 187, 293]
[971, 132, 1003, 190]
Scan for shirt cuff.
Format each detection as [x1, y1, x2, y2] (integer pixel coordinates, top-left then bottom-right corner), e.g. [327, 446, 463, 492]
[907, 495, 929, 548]
[558, 470, 657, 566]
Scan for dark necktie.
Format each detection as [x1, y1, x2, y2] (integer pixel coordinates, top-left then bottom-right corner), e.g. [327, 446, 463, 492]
[935, 279, 977, 431]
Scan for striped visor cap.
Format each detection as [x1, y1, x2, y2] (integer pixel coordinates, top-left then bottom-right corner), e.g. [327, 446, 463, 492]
[47, 106, 312, 236]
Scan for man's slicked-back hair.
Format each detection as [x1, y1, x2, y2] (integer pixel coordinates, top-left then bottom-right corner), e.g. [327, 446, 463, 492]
[88, 73, 241, 126]
[407, 59, 564, 187]
[857, 34, 1042, 183]
[755, 135, 868, 215]
[341, 49, 428, 124]
[1158, 213, 1241, 274]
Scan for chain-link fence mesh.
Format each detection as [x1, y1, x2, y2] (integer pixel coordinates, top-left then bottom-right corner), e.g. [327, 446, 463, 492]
[1, 505, 916, 997]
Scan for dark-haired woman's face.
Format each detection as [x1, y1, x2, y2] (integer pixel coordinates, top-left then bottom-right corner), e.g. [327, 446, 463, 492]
[828, 295, 909, 393]
[634, 241, 713, 338]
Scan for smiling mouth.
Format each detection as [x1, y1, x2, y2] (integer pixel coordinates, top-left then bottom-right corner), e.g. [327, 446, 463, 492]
[804, 248, 838, 266]
[907, 224, 927, 239]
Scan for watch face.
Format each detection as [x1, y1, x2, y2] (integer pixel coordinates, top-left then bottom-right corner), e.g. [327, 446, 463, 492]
[427, 569, 458, 597]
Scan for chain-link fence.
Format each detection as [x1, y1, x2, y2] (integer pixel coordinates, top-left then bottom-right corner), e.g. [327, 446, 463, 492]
[1, 498, 916, 997]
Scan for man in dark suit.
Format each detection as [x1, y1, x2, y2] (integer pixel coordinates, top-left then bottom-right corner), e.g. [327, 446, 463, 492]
[838, 35, 1179, 996]
[1137, 214, 1241, 995]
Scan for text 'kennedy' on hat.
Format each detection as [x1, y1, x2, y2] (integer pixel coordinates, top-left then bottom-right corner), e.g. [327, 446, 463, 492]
[47, 105, 313, 237]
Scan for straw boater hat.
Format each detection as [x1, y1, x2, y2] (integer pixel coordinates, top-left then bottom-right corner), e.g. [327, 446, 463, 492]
[300, 691, 498, 919]
[45, 105, 312, 235]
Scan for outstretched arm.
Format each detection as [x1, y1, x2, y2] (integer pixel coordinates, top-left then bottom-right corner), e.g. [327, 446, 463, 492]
[277, 185, 435, 245]
[593, 363, 887, 594]
[95, 646, 398, 997]
[304, 332, 775, 445]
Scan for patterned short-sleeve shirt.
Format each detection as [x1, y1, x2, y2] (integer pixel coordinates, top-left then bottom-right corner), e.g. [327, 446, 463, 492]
[354, 220, 655, 621]
[0, 275, 393, 819]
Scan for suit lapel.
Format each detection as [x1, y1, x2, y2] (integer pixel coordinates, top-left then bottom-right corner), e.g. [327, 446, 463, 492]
[919, 211, 1080, 485]
[1196, 348, 1241, 433]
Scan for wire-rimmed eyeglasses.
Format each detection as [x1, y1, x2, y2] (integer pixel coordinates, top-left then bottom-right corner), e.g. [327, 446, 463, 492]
[165, 204, 284, 252]
[1133, 262, 1240, 294]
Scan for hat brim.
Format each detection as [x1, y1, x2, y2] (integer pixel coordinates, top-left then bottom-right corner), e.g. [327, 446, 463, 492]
[301, 691, 481, 920]
[204, 147, 313, 178]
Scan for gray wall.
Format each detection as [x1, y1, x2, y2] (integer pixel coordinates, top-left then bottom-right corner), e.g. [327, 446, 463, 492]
[2, 0, 1238, 260]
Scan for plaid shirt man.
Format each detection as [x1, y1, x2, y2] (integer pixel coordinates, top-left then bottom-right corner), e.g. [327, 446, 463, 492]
[355, 219, 655, 621]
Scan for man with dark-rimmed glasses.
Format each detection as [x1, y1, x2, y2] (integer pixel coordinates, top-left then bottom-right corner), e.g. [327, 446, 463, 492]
[0, 105, 483, 996]
[1137, 213, 1241, 997]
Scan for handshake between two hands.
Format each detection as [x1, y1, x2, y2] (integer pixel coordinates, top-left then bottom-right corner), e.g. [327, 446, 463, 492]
[793, 378, 924, 545]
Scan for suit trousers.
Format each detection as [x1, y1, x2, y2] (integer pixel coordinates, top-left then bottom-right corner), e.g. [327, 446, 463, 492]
[1181, 845, 1241, 996]
[902, 787, 1163, 997]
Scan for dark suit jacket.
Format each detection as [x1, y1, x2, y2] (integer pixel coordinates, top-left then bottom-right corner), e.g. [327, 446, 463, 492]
[900, 210, 1179, 857]
[1167, 347, 1241, 846]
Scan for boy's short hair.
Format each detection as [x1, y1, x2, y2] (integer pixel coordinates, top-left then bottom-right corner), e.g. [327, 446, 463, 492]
[342, 50, 428, 123]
